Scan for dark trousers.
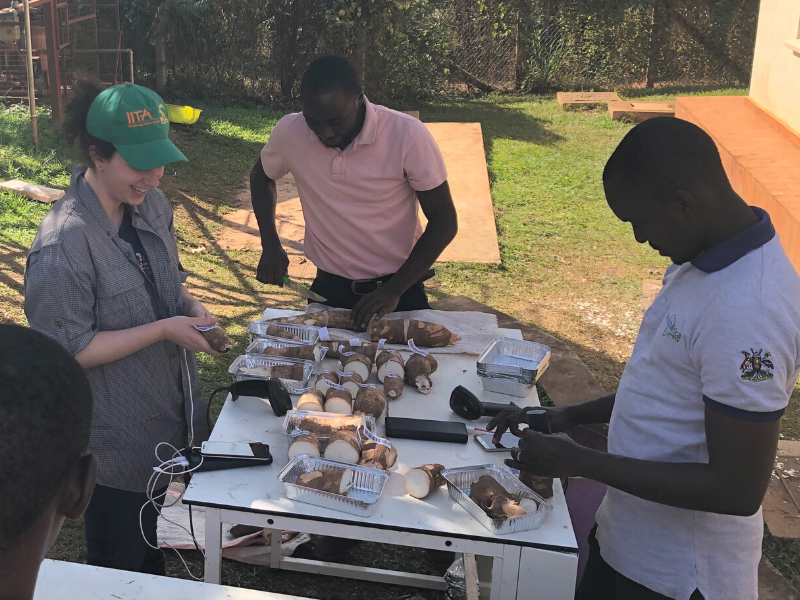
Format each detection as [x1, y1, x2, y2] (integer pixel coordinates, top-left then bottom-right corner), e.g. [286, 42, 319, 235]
[84, 484, 167, 575]
[576, 525, 705, 600]
[308, 277, 430, 311]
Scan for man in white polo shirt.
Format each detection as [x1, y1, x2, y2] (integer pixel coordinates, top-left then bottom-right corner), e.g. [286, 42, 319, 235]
[250, 55, 458, 328]
[490, 117, 800, 599]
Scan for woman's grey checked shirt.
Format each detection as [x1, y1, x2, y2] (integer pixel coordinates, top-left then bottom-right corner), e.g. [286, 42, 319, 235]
[24, 167, 209, 493]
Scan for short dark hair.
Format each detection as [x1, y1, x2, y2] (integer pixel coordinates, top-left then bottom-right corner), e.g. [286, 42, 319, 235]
[63, 80, 116, 166]
[603, 117, 732, 200]
[300, 56, 361, 98]
[0, 325, 93, 562]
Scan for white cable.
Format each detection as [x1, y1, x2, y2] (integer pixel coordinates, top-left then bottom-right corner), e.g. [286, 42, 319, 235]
[139, 442, 206, 581]
[182, 348, 195, 447]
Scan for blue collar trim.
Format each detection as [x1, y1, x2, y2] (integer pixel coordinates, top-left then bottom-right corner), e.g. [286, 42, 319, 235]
[691, 207, 775, 273]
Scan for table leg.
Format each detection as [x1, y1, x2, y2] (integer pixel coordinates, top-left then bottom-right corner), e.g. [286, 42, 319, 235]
[517, 546, 578, 600]
[204, 507, 222, 584]
[270, 528, 283, 569]
[489, 545, 521, 600]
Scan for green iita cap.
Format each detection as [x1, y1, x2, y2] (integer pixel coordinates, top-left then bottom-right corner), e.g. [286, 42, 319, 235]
[86, 83, 187, 170]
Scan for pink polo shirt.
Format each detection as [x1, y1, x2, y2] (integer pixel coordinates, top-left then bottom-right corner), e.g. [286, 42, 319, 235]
[260, 97, 448, 280]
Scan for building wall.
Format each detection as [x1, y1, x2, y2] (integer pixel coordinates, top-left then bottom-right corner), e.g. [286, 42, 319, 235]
[750, 0, 800, 135]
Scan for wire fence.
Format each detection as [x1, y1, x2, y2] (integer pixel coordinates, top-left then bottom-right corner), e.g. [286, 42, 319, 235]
[115, 0, 759, 104]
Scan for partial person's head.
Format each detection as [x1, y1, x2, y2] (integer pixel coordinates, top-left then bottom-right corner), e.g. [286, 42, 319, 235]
[300, 56, 364, 148]
[0, 325, 96, 572]
[63, 81, 187, 207]
[603, 117, 737, 265]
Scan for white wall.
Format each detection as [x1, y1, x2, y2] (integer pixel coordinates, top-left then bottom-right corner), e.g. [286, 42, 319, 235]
[750, 0, 800, 134]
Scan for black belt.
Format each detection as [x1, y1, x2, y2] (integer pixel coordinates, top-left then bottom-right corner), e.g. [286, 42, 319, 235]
[315, 269, 435, 296]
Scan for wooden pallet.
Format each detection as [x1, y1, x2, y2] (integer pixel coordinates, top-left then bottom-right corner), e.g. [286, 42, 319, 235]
[557, 92, 621, 109]
[608, 100, 676, 123]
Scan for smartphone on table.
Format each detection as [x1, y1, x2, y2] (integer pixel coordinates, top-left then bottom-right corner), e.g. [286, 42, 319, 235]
[474, 432, 519, 452]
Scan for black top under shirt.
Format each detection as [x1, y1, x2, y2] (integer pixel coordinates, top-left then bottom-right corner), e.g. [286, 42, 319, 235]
[119, 208, 156, 285]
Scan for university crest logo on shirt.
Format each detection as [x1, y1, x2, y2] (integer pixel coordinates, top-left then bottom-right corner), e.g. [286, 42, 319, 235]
[662, 314, 681, 342]
[740, 348, 774, 382]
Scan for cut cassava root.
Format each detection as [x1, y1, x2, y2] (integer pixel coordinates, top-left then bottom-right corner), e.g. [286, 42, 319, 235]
[383, 373, 404, 399]
[288, 432, 320, 460]
[359, 440, 397, 470]
[314, 371, 339, 395]
[469, 476, 538, 520]
[199, 325, 234, 353]
[405, 353, 437, 394]
[295, 468, 354, 495]
[258, 344, 319, 361]
[296, 414, 363, 436]
[404, 464, 446, 499]
[368, 319, 461, 347]
[296, 389, 325, 412]
[324, 387, 353, 415]
[353, 386, 386, 419]
[340, 353, 373, 381]
[323, 430, 361, 464]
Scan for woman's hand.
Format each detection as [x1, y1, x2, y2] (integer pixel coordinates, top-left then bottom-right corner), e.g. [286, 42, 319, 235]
[161, 316, 219, 354]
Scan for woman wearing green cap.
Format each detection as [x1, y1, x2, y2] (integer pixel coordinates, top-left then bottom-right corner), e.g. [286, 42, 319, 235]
[24, 81, 217, 575]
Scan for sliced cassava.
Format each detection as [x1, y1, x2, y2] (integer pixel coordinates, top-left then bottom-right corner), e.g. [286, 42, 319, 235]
[296, 389, 325, 412]
[469, 475, 537, 520]
[296, 414, 362, 436]
[340, 353, 372, 381]
[405, 353, 435, 394]
[338, 372, 364, 397]
[324, 387, 353, 415]
[288, 432, 321, 460]
[295, 468, 354, 495]
[353, 386, 386, 420]
[358, 440, 397, 470]
[323, 430, 361, 464]
[405, 464, 446, 499]
[383, 372, 405, 399]
[314, 371, 339, 395]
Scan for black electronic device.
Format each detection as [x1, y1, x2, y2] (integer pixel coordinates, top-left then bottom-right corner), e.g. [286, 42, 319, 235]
[385, 416, 468, 444]
[183, 443, 273, 472]
[526, 409, 552, 434]
[207, 378, 293, 425]
[449, 385, 518, 420]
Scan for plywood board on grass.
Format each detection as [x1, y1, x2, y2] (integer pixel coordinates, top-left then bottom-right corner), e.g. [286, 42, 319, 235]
[608, 101, 676, 123]
[0, 179, 64, 203]
[557, 92, 621, 109]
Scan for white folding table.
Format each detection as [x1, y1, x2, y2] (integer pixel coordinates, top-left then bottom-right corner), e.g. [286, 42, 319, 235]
[183, 327, 578, 600]
[34, 559, 313, 599]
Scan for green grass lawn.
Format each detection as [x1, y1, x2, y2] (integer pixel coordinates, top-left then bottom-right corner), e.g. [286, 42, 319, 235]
[2, 85, 800, 594]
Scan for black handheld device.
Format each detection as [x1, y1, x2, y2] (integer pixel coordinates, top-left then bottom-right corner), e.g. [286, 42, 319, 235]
[449, 385, 519, 420]
[183, 443, 273, 472]
[385, 416, 468, 444]
[526, 409, 552, 434]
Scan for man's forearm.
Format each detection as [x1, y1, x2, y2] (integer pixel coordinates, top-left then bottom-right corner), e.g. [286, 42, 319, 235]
[574, 447, 760, 516]
[563, 391, 616, 426]
[250, 160, 280, 248]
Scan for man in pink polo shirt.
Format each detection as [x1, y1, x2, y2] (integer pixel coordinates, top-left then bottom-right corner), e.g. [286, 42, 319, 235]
[250, 55, 458, 328]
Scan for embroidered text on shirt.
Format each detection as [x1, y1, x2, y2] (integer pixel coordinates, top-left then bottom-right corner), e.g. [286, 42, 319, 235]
[663, 314, 682, 342]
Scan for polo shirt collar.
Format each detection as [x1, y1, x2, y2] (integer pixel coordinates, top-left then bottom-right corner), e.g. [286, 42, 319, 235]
[691, 207, 775, 273]
[73, 165, 118, 238]
[306, 95, 378, 149]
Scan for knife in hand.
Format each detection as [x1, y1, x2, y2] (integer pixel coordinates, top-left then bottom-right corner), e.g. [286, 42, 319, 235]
[282, 275, 327, 303]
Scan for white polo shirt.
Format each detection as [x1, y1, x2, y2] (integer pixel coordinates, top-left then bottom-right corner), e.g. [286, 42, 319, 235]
[596, 208, 800, 600]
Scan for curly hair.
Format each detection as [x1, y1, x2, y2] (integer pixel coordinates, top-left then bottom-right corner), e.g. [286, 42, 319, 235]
[63, 80, 116, 167]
